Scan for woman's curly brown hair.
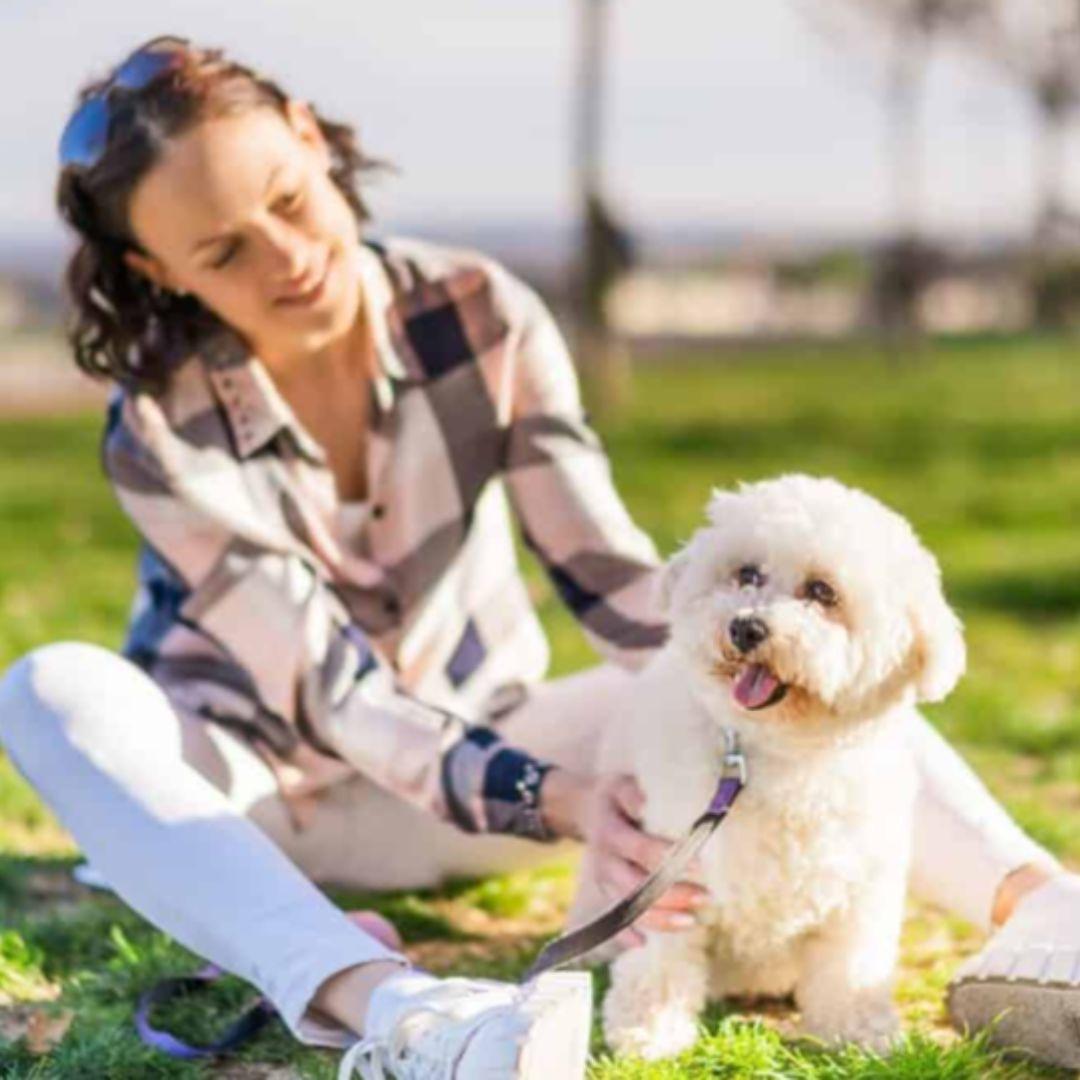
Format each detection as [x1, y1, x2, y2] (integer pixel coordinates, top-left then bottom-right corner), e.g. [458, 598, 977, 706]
[56, 37, 386, 395]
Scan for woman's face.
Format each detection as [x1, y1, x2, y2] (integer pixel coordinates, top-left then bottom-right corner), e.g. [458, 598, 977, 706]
[123, 99, 363, 366]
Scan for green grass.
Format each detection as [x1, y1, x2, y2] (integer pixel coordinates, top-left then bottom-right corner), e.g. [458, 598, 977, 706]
[1, 335, 1078, 1076]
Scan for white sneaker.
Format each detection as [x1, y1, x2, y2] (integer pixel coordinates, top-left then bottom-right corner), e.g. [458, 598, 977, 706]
[338, 971, 592, 1079]
[947, 874, 1080, 1068]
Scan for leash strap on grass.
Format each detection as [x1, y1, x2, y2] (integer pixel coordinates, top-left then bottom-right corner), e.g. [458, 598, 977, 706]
[134, 964, 276, 1060]
[522, 738, 746, 983]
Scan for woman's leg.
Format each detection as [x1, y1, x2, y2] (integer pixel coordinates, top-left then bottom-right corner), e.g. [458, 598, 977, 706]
[0, 641, 407, 1048]
[492, 663, 635, 773]
[905, 712, 1080, 1067]
[275, 663, 636, 892]
[906, 711, 1061, 930]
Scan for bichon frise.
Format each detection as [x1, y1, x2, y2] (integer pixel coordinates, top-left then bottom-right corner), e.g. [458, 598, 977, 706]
[572, 474, 965, 1060]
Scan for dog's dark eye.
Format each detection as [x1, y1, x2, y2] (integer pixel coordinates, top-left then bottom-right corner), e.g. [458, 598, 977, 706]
[804, 579, 838, 607]
[736, 565, 766, 588]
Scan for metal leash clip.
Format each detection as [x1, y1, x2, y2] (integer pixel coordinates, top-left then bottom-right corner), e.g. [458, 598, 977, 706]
[721, 727, 747, 786]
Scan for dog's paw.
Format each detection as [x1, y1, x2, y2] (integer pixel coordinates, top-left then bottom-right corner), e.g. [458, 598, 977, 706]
[801, 996, 901, 1053]
[602, 935, 709, 1059]
[602, 999, 699, 1061]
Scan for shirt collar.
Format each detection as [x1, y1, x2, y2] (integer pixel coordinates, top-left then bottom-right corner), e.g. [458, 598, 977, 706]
[199, 234, 407, 462]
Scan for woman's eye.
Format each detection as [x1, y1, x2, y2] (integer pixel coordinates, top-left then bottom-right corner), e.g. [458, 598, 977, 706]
[736, 565, 765, 588]
[279, 190, 303, 212]
[211, 241, 240, 269]
[804, 579, 838, 606]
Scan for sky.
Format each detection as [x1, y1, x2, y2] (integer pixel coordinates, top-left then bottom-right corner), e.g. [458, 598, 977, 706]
[0, 0, 1074, 248]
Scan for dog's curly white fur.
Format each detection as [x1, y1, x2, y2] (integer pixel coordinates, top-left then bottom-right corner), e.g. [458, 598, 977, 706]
[570, 474, 966, 1060]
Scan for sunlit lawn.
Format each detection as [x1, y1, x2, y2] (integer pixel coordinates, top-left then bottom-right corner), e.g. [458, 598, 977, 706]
[0, 335, 1078, 1076]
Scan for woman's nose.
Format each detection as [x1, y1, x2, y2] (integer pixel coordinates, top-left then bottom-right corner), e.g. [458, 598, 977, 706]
[263, 220, 312, 285]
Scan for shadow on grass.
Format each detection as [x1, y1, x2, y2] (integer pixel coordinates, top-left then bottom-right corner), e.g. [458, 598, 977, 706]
[953, 572, 1080, 622]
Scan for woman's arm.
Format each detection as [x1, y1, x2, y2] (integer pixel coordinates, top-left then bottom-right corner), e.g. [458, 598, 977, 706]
[102, 389, 561, 841]
[492, 262, 669, 670]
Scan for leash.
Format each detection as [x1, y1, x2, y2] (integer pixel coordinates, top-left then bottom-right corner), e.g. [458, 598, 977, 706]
[522, 728, 746, 981]
[134, 963, 276, 1059]
[134, 732, 747, 1058]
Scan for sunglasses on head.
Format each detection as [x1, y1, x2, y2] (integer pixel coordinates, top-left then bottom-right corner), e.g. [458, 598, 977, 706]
[58, 35, 192, 170]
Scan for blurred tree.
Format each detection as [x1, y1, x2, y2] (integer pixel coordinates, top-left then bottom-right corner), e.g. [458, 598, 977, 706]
[574, 0, 636, 414]
[797, 0, 989, 348]
[977, 1, 1080, 247]
[973, 1, 1080, 327]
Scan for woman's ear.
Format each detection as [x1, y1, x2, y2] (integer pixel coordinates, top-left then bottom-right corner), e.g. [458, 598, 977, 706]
[123, 248, 170, 291]
[908, 560, 966, 702]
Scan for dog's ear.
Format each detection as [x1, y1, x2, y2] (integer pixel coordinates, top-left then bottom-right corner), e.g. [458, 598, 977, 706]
[908, 555, 966, 702]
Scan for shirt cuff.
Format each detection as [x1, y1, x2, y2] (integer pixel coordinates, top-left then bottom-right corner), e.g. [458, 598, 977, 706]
[441, 727, 557, 841]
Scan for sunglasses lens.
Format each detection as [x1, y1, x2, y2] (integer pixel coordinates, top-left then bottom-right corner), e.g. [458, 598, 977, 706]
[59, 96, 110, 168]
[112, 46, 184, 90]
[58, 40, 188, 168]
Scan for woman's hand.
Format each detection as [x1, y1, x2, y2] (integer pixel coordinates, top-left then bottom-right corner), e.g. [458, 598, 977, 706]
[540, 767, 710, 948]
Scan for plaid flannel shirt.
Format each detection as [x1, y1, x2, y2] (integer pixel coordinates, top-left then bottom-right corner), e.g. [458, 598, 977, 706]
[102, 234, 668, 838]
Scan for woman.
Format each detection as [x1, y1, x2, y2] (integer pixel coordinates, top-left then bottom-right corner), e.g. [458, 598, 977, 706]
[1, 33, 1077, 1079]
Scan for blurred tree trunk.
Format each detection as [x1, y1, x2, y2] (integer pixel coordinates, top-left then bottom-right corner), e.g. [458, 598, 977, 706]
[973, 3, 1080, 328]
[1033, 71, 1072, 246]
[574, 0, 631, 416]
[880, 15, 931, 355]
[888, 17, 927, 244]
[806, 1, 991, 354]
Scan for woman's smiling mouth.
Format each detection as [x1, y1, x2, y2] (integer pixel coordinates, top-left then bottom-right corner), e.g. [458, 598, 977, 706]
[275, 251, 333, 307]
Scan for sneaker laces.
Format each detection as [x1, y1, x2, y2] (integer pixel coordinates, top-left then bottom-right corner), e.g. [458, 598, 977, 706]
[338, 978, 526, 1080]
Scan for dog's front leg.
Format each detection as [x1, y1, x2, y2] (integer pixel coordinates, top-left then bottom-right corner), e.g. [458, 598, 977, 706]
[795, 867, 905, 1052]
[603, 925, 709, 1060]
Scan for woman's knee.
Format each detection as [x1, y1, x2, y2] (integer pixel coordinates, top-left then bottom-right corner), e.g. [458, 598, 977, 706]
[0, 641, 174, 766]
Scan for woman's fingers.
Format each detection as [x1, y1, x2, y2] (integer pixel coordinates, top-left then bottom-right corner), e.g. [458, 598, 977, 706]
[605, 808, 672, 874]
[604, 803, 704, 885]
[598, 850, 648, 897]
[610, 774, 646, 821]
[597, 853, 709, 932]
[599, 855, 707, 910]
[614, 926, 646, 950]
[588, 772, 713, 939]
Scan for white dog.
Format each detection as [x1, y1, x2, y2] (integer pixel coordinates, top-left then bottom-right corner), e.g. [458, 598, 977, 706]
[570, 474, 966, 1060]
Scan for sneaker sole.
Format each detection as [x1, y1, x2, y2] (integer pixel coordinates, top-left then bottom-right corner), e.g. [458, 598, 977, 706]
[514, 971, 593, 1079]
[947, 976, 1080, 1068]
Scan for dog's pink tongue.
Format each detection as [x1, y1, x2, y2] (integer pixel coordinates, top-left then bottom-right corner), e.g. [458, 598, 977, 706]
[733, 664, 781, 709]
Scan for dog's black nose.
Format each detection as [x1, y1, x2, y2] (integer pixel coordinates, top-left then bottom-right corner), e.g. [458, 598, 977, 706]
[729, 616, 769, 654]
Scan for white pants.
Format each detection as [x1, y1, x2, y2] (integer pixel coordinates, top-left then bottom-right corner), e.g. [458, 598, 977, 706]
[0, 641, 1058, 1047]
